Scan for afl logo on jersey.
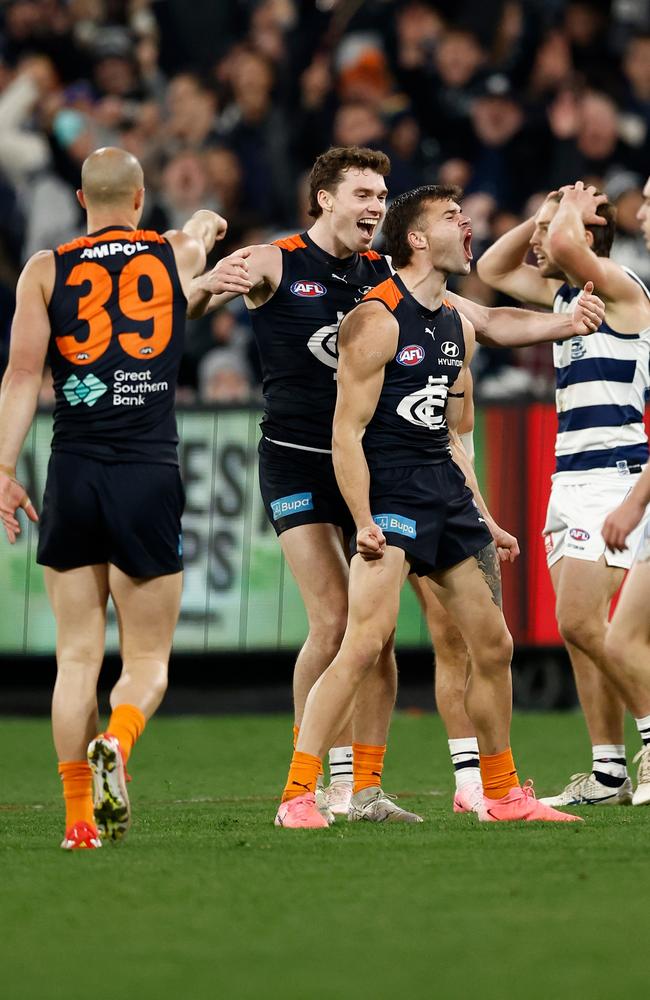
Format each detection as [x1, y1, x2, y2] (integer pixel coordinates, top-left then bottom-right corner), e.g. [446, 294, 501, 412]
[396, 345, 424, 366]
[441, 341, 459, 358]
[291, 280, 327, 298]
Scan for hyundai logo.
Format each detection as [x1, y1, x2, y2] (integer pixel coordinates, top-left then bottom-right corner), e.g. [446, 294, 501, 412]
[441, 341, 459, 358]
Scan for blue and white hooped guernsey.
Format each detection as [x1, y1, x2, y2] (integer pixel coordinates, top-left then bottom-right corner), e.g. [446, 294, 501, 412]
[552, 266, 650, 477]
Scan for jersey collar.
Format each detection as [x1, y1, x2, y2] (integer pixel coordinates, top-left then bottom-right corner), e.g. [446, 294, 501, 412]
[302, 231, 360, 271]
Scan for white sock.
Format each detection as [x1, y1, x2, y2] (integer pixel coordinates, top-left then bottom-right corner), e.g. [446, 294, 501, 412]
[592, 744, 627, 787]
[328, 746, 353, 785]
[448, 737, 481, 790]
[635, 714, 650, 747]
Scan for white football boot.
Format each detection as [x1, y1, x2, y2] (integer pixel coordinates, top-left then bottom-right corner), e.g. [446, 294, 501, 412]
[539, 772, 633, 807]
[632, 747, 650, 806]
[348, 786, 423, 823]
[324, 781, 353, 817]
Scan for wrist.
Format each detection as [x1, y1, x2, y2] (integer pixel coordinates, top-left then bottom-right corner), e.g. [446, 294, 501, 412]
[0, 463, 16, 477]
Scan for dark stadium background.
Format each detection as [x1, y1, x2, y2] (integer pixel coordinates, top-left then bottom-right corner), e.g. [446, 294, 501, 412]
[1, 0, 649, 713]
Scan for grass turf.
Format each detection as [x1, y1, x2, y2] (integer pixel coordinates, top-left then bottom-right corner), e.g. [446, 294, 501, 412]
[1, 711, 648, 1000]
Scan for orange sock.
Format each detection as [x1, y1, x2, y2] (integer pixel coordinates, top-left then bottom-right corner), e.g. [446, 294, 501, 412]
[58, 760, 94, 828]
[480, 748, 520, 799]
[292, 724, 299, 749]
[281, 750, 322, 802]
[353, 743, 386, 794]
[106, 704, 145, 764]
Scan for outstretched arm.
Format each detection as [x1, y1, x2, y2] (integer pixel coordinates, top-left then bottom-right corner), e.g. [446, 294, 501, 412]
[333, 301, 398, 561]
[446, 282, 605, 348]
[0, 251, 52, 541]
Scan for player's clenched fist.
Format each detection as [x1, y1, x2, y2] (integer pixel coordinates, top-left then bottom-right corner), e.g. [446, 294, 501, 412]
[572, 281, 605, 335]
[602, 496, 646, 552]
[356, 522, 386, 560]
[0, 470, 38, 544]
[199, 249, 253, 295]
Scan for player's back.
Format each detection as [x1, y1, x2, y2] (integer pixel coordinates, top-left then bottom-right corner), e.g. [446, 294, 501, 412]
[250, 231, 392, 451]
[48, 226, 187, 465]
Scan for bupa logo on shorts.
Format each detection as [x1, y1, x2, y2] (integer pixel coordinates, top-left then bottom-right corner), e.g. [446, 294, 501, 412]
[569, 528, 590, 542]
[271, 492, 314, 520]
[373, 513, 417, 538]
[441, 341, 459, 358]
[396, 345, 425, 366]
[62, 373, 108, 407]
[290, 280, 327, 298]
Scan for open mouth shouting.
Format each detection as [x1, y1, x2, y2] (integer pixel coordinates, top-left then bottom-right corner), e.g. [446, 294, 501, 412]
[462, 227, 473, 261]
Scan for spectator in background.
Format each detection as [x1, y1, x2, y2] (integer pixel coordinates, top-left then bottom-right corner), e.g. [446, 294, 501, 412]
[608, 170, 650, 285]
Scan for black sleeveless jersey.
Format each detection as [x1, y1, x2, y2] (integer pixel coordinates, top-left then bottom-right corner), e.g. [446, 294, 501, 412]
[47, 226, 187, 464]
[361, 273, 465, 469]
[249, 231, 392, 451]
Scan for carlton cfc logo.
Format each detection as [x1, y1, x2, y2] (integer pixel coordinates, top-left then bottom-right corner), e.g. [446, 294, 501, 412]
[290, 280, 327, 298]
[396, 345, 424, 366]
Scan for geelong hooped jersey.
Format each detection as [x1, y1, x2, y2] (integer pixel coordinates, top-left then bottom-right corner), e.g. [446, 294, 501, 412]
[552, 268, 650, 476]
[48, 226, 187, 464]
[249, 231, 392, 451]
[361, 273, 465, 468]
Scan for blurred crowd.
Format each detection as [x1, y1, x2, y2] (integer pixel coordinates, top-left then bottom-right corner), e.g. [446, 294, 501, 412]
[0, 0, 649, 402]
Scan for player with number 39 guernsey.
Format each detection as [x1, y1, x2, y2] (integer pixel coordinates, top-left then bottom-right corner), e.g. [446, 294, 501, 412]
[0, 147, 228, 850]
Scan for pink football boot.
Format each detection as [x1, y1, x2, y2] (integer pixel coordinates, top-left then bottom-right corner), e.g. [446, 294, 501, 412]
[274, 793, 329, 828]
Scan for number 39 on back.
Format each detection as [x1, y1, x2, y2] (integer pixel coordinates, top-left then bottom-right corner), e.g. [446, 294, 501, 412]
[55, 255, 173, 366]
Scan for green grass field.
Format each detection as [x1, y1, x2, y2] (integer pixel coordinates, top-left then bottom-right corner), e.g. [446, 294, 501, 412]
[1, 711, 648, 1000]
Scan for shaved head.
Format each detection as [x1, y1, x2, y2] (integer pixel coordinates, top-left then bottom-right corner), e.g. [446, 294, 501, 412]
[81, 147, 144, 206]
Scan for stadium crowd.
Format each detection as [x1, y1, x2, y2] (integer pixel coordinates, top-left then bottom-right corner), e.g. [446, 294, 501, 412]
[0, 0, 648, 399]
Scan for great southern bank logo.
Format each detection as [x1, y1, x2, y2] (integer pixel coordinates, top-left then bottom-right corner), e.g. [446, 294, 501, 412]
[396, 345, 424, 366]
[290, 280, 327, 298]
[62, 373, 108, 407]
[271, 492, 314, 520]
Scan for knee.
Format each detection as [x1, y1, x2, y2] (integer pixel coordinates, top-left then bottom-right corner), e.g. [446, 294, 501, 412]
[472, 628, 513, 674]
[558, 613, 599, 655]
[308, 610, 348, 658]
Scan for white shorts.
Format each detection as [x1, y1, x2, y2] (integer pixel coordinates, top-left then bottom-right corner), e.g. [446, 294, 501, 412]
[543, 473, 650, 570]
[635, 519, 650, 564]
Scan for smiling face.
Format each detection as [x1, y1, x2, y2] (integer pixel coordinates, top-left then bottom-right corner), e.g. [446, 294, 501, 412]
[529, 198, 565, 278]
[320, 166, 388, 252]
[638, 176, 650, 251]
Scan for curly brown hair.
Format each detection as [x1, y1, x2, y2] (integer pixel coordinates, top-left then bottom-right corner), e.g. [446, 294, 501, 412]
[308, 146, 391, 218]
[382, 185, 463, 268]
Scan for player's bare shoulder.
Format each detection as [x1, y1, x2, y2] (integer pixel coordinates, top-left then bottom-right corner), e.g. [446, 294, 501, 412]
[19, 249, 55, 302]
[339, 298, 399, 367]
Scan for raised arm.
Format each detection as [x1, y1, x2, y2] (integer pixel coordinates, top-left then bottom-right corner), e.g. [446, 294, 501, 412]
[0, 250, 53, 541]
[187, 243, 282, 319]
[332, 301, 398, 561]
[548, 183, 642, 305]
[476, 214, 559, 308]
[446, 282, 605, 348]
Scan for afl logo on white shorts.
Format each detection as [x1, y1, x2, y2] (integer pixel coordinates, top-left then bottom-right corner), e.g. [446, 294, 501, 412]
[569, 527, 590, 541]
[291, 280, 327, 297]
[441, 341, 459, 358]
[396, 345, 424, 366]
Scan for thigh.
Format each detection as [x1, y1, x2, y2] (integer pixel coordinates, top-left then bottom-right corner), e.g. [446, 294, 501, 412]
[44, 564, 110, 657]
[106, 463, 185, 578]
[425, 550, 509, 655]
[280, 521, 350, 620]
[346, 546, 408, 639]
[610, 559, 650, 644]
[554, 555, 624, 620]
[37, 453, 109, 569]
[108, 565, 183, 658]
